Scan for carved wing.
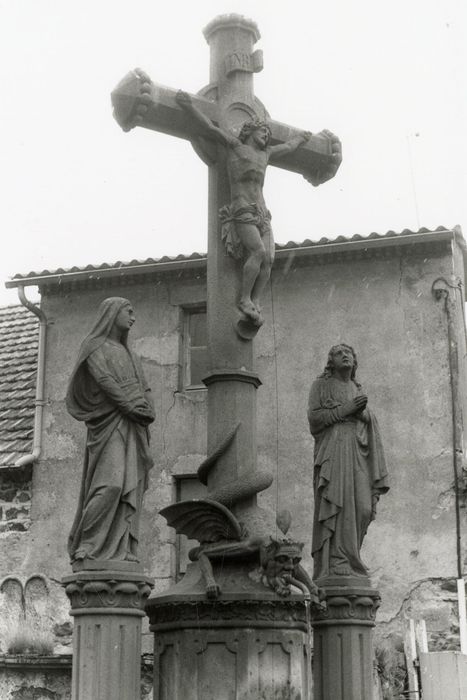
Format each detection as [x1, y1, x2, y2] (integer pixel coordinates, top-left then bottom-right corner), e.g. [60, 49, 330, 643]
[160, 498, 243, 543]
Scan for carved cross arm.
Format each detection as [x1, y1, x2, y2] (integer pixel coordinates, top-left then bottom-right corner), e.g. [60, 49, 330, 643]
[111, 69, 342, 184]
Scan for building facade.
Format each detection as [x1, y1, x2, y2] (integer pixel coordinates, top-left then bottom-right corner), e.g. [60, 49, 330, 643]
[2, 227, 467, 692]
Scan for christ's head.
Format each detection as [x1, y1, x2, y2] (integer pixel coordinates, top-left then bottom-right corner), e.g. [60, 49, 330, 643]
[238, 119, 271, 148]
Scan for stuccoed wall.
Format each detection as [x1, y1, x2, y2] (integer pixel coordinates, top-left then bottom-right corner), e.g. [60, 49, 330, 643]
[0, 235, 465, 663]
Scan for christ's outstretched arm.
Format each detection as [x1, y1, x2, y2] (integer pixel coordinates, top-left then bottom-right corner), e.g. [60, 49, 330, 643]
[176, 91, 239, 147]
[269, 130, 311, 159]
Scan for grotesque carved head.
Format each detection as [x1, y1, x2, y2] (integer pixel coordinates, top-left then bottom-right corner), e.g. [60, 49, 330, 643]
[261, 537, 304, 597]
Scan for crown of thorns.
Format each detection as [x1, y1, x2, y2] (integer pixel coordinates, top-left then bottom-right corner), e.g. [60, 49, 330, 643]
[238, 119, 272, 143]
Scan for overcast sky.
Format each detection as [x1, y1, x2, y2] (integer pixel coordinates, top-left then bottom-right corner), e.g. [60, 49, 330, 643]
[1, 0, 466, 306]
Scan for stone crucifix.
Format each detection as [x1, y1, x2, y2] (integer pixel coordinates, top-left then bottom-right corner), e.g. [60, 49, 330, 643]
[111, 14, 341, 570]
[112, 14, 341, 338]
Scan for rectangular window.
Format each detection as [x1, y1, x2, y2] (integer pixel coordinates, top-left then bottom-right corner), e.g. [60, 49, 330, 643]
[174, 475, 207, 579]
[181, 306, 208, 389]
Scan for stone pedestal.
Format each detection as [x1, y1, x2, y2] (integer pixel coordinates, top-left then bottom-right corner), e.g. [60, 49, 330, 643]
[63, 569, 153, 700]
[311, 579, 380, 700]
[146, 562, 312, 700]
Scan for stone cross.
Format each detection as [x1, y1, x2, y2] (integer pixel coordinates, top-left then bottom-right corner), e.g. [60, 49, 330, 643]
[111, 13, 341, 535]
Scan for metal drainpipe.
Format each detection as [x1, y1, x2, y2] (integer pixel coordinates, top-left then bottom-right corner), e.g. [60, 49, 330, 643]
[15, 286, 47, 468]
[432, 276, 464, 579]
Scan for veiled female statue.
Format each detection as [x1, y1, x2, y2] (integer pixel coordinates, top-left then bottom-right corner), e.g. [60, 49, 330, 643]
[308, 344, 389, 582]
[66, 297, 155, 568]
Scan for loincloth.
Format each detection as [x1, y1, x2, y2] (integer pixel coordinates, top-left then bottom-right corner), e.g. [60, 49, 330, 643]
[219, 203, 272, 259]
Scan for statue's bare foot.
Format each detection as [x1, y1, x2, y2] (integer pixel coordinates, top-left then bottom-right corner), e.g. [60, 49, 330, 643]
[73, 549, 86, 561]
[125, 552, 139, 562]
[206, 583, 221, 599]
[238, 299, 262, 326]
[332, 563, 352, 576]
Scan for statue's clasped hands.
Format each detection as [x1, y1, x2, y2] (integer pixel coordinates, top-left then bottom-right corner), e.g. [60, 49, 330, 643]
[129, 398, 155, 426]
[340, 395, 368, 418]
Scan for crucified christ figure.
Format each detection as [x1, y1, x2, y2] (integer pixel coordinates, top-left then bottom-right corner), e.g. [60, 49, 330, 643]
[176, 90, 311, 327]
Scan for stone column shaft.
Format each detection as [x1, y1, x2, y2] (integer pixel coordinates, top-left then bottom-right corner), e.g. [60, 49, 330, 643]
[63, 570, 152, 700]
[203, 16, 266, 510]
[311, 583, 380, 700]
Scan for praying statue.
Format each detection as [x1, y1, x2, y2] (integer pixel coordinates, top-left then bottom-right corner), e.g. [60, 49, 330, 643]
[307, 344, 389, 582]
[176, 90, 314, 328]
[66, 297, 155, 569]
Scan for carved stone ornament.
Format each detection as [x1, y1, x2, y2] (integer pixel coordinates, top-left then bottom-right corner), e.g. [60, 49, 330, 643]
[112, 8, 342, 341]
[311, 586, 381, 626]
[224, 49, 263, 76]
[148, 598, 308, 633]
[63, 571, 153, 615]
[261, 537, 306, 597]
[152, 624, 312, 700]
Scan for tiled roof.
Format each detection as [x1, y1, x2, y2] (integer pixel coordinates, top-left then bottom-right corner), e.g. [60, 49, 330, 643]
[5, 226, 463, 286]
[0, 306, 38, 467]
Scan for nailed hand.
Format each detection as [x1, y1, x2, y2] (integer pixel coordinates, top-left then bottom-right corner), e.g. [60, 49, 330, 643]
[176, 90, 192, 109]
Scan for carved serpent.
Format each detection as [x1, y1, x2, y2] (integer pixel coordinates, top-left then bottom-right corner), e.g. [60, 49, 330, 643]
[197, 422, 273, 509]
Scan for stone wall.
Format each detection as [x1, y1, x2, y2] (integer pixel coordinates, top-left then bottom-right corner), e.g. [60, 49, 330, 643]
[0, 655, 154, 699]
[1, 233, 465, 694]
[0, 656, 71, 700]
[0, 466, 32, 535]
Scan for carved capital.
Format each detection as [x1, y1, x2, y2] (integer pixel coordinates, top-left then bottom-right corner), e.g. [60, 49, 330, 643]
[311, 586, 381, 626]
[148, 598, 308, 633]
[62, 571, 153, 616]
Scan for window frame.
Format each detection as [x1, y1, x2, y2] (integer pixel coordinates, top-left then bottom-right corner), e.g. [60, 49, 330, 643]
[179, 303, 208, 391]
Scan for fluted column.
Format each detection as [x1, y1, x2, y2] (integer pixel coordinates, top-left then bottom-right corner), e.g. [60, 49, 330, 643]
[63, 570, 153, 700]
[311, 581, 380, 700]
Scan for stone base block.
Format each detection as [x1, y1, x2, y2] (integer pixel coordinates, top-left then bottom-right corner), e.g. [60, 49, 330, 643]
[146, 562, 312, 700]
[63, 569, 153, 700]
[152, 624, 310, 700]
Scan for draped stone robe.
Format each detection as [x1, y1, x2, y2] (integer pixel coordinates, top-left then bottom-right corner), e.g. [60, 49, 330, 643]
[66, 300, 154, 565]
[308, 376, 389, 581]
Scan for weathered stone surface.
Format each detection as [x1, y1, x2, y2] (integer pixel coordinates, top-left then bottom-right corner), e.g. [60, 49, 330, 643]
[1, 230, 465, 700]
[6, 507, 29, 520]
[66, 297, 155, 570]
[0, 575, 50, 645]
[0, 521, 30, 533]
[148, 578, 311, 700]
[112, 14, 340, 339]
[0, 654, 153, 700]
[0, 487, 19, 501]
[8, 236, 461, 666]
[16, 491, 32, 503]
[63, 570, 153, 700]
[152, 625, 310, 700]
[311, 583, 381, 700]
[308, 345, 388, 581]
[52, 622, 72, 639]
[0, 473, 33, 538]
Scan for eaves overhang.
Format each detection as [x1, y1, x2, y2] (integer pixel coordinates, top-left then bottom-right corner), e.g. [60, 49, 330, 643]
[5, 226, 465, 294]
